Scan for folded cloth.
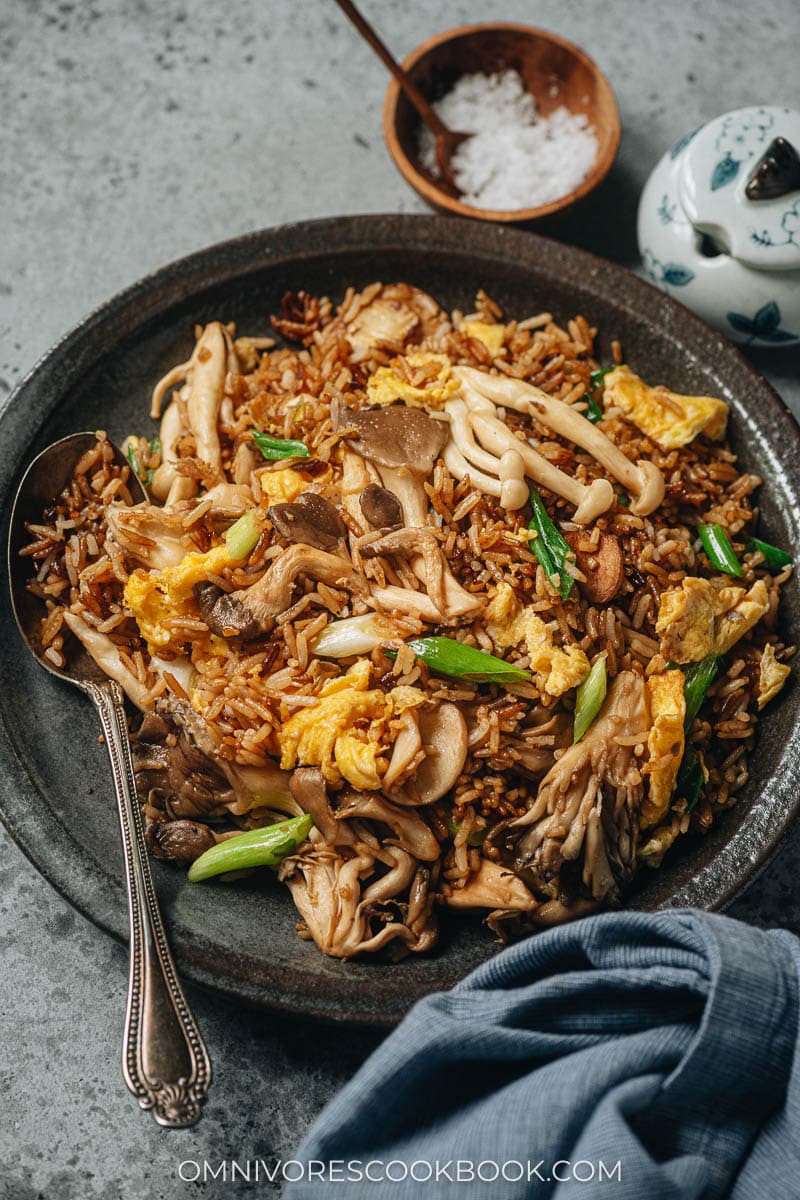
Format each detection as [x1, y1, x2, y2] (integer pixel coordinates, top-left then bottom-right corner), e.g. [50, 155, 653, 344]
[286, 910, 800, 1198]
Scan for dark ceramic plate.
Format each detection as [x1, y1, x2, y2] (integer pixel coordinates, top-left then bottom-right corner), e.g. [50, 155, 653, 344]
[2, 215, 799, 1026]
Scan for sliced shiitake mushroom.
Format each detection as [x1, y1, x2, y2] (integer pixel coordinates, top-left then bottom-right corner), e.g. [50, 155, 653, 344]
[564, 531, 624, 604]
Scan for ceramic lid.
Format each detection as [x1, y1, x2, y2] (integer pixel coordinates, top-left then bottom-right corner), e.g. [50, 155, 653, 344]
[677, 105, 800, 271]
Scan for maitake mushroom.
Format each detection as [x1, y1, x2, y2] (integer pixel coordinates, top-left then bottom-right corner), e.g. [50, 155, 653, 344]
[279, 768, 439, 959]
[495, 671, 650, 907]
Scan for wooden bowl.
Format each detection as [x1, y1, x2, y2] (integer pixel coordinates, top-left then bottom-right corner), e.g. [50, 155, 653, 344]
[382, 22, 621, 223]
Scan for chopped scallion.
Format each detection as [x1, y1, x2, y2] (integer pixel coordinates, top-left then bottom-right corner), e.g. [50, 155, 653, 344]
[683, 654, 719, 731]
[188, 814, 313, 882]
[224, 509, 265, 559]
[677, 745, 704, 812]
[528, 488, 574, 600]
[573, 654, 607, 743]
[697, 523, 743, 577]
[745, 536, 792, 572]
[252, 430, 310, 461]
[403, 636, 531, 685]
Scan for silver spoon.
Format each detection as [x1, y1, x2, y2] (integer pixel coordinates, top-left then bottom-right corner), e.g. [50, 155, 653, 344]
[8, 432, 211, 1128]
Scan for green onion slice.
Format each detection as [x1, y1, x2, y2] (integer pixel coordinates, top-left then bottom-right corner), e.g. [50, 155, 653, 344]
[677, 746, 704, 813]
[745, 536, 792, 572]
[573, 654, 607, 743]
[188, 814, 313, 882]
[224, 509, 265, 559]
[589, 366, 615, 389]
[403, 636, 531, 685]
[528, 488, 574, 600]
[585, 394, 603, 423]
[683, 654, 719, 731]
[697, 523, 743, 577]
[252, 431, 310, 461]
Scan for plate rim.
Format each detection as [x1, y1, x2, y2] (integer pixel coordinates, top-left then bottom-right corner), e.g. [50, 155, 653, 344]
[2, 212, 799, 1025]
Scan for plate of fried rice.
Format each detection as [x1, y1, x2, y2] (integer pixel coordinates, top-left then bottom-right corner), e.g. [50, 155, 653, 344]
[3, 215, 800, 1024]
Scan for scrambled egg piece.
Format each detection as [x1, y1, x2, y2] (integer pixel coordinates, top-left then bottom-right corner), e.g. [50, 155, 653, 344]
[758, 643, 791, 710]
[366, 353, 459, 411]
[485, 583, 590, 696]
[277, 660, 426, 790]
[642, 670, 685, 828]
[461, 321, 505, 356]
[656, 577, 769, 663]
[124, 544, 235, 653]
[259, 466, 331, 505]
[604, 365, 728, 449]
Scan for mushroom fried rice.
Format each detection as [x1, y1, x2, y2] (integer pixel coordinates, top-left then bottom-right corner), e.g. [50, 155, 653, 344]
[21, 283, 794, 960]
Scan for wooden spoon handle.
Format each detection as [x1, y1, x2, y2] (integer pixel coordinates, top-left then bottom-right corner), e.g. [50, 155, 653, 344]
[333, 0, 450, 138]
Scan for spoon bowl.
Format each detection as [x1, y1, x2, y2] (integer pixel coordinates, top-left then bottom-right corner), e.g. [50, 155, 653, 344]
[8, 433, 211, 1128]
[383, 22, 621, 223]
[8, 433, 147, 682]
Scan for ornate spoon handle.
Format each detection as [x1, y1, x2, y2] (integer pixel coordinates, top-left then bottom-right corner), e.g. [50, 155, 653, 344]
[87, 679, 211, 1127]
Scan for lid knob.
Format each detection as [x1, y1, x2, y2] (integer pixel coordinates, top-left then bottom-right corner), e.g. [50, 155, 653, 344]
[745, 136, 800, 200]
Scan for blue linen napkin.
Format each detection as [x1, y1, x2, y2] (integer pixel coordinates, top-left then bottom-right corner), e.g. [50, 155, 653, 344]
[285, 909, 800, 1198]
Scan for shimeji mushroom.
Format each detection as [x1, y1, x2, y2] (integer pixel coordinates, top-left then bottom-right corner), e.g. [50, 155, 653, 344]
[455, 366, 665, 517]
[444, 392, 613, 523]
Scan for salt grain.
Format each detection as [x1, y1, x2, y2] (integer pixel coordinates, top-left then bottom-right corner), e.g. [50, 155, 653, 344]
[418, 69, 598, 211]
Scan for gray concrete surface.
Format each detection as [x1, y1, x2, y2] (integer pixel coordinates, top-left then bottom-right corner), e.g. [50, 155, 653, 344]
[1, 1, 799, 1196]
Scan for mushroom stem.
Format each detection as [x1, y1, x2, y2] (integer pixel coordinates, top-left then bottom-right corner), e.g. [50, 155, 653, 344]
[470, 410, 614, 525]
[456, 366, 665, 517]
[150, 396, 197, 506]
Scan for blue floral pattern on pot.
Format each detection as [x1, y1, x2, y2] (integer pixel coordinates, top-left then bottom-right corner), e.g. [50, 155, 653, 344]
[750, 198, 800, 249]
[637, 106, 800, 347]
[710, 108, 774, 190]
[726, 301, 797, 344]
[642, 250, 695, 287]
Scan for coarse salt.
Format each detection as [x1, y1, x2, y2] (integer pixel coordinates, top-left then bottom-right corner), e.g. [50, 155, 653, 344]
[418, 69, 598, 211]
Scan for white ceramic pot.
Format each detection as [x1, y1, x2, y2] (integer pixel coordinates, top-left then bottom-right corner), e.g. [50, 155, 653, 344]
[638, 105, 800, 346]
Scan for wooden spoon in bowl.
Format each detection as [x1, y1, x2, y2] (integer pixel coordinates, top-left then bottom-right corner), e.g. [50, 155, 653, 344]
[333, 0, 468, 195]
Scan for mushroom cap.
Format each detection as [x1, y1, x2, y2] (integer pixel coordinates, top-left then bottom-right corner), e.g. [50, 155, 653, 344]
[340, 406, 448, 474]
[268, 492, 346, 550]
[388, 702, 468, 806]
[359, 482, 403, 529]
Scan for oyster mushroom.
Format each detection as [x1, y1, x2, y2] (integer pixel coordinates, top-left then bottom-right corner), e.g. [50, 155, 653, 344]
[268, 492, 347, 551]
[150, 322, 239, 505]
[339, 407, 481, 620]
[62, 611, 154, 710]
[359, 482, 403, 529]
[106, 502, 195, 571]
[387, 702, 468, 806]
[196, 542, 366, 639]
[455, 366, 665, 517]
[149, 397, 196, 507]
